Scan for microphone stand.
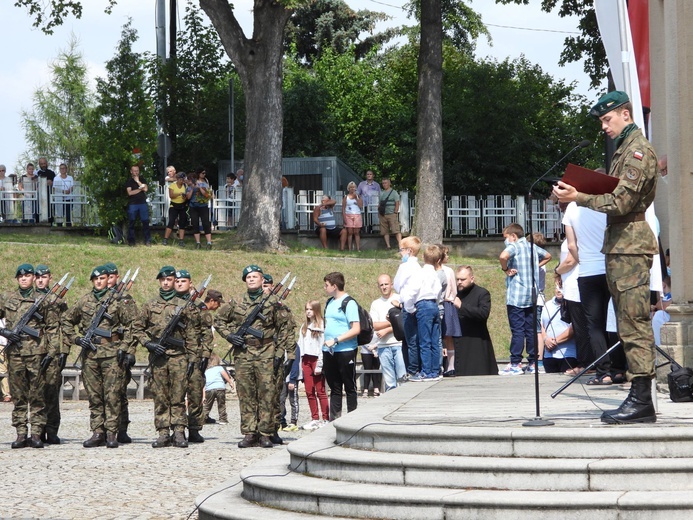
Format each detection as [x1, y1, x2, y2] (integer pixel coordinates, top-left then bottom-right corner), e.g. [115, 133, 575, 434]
[522, 140, 589, 427]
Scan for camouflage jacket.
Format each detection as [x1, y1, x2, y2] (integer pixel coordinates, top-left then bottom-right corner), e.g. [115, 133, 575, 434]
[61, 291, 138, 358]
[136, 293, 202, 362]
[0, 288, 59, 357]
[196, 303, 215, 360]
[215, 292, 293, 359]
[577, 128, 658, 255]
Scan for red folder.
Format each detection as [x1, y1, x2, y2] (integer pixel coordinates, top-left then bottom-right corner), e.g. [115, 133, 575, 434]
[561, 163, 619, 195]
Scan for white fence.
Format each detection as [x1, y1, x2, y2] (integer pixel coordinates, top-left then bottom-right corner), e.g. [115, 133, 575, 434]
[0, 180, 562, 239]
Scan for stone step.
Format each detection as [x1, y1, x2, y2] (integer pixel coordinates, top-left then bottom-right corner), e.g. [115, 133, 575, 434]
[214, 450, 693, 520]
[288, 423, 693, 492]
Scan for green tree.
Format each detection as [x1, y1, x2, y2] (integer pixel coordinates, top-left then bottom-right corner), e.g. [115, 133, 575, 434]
[285, 0, 396, 66]
[20, 35, 92, 175]
[496, 0, 606, 89]
[82, 20, 157, 227]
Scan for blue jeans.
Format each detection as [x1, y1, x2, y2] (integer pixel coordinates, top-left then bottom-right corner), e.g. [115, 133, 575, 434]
[127, 203, 151, 245]
[403, 310, 419, 375]
[507, 305, 536, 365]
[377, 344, 407, 391]
[415, 299, 441, 377]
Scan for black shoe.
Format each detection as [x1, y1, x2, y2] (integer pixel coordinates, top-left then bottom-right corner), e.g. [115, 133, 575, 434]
[45, 432, 61, 445]
[162, 238, 168, 245]
[172, 431, 188, 448]
[106, 432, 119, 448]
[152, 432, 171, 448]
[188, 430, 204, 443]
[30, 434, 44, 448]
[601, 377, 656, 424]
[117, 431, 132, 444]
[195, 242, 201, 250]
[206, 242, 212, 250]
[11, 434, 28, 449]
[258, 435, 274, 448]
[269, 433, 283, 445]
[238, 433, 258, 448]
[83, 431, 106, 448]
[204, 417, 216, 424]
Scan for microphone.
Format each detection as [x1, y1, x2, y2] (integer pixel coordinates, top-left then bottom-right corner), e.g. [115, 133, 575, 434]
[530, 139, 590, 193]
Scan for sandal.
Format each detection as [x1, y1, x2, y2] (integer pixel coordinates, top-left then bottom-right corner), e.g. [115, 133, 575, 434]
[612, 373, 626, 384]
[564, 367, 583, 376]
[586, 375, 613, 386]
[374, 389, 380, 397]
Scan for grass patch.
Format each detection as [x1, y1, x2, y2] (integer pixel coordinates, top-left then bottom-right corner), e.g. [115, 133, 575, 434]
[0, 230, 558, 363]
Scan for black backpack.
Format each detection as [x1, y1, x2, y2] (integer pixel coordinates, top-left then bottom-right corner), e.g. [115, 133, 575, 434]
[326, 295, 374, 346]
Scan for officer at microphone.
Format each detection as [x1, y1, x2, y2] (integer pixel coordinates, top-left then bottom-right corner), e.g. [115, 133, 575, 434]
[553, 90, 658, 425]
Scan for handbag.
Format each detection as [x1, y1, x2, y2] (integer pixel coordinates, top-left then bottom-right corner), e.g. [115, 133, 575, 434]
[378, 189, 393, 217]
[387, 306, 405, 341]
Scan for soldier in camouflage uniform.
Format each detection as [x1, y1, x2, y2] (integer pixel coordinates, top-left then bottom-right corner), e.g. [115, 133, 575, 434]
[0, 264, 60, 449]
[34, 264, 69, 445]
[174, 269, 212, 444]
[262, 273, 297, 445]
[134, 266, 200, 448]
[104, 262, 138, 444]
[215, 265, 292, 448]
[62, 265, 138, 448]
[554, 90, 658, 424]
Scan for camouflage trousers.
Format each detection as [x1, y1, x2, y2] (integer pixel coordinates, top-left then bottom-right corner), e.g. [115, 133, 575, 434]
[606, 253, 655, 380]
[203, 388, 227, 423]
[44, 357, 62, 434]
[7, 353, 47, 435]
[235, 352, 275, 436]
[272, 361, 284, 432]
[186, 365, 205, 431]
[150, 354, 187, 432]
[118, 363, 132, 432]
[83, 355, 123, 434]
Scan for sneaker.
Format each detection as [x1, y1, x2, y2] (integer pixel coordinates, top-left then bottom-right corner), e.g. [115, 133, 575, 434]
[206, 242, 212, 250]
[317, 420, 329, 428]
[162, 238, 168, 246]
[537, 361, 546, 374]
[525, 363, 537, 374]
[178, 240, 185, 247]
[499, 363, 524, 376]
[301, 420, 319, 431]
[409, 372, 427, 382]
[195, 242, 202, 250]
[424, 373, 442, 382]
[282, 423, 299, 432]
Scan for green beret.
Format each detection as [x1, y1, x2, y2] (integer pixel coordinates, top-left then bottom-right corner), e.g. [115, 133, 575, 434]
[35, 264, 51, 276]
[263, 273, 273, 285]
[242, 264, 263, 281]
[157, 265, 176, 279]
[175, 269, 191, 280]
[590, 90, 630, 118]
[90, 265, 107, 280]
[15, 263, 34, 277]
[103, 262, 118, 275]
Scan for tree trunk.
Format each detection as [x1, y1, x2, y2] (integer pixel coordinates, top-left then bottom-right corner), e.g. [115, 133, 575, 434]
[200, 0, 292, 250]
[413, 0, 444, 245]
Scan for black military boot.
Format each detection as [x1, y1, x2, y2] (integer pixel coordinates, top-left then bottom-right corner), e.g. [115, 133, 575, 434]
[11, 434, 28, 449]
[29, 434, 45, 448]
[117, 430, 132, 444]
[83, 431, 106, 448]
[172, 430, 188, 448]
[258, 435, 274, 448]
[45, 431, 61, 445]
[152, 430, 171, 448]
[188, 429, 204, 443]
[601, 377, 656, 424]
[269, 432, 283, 445]
[106, 432, 119, 448]
[237, 433, 258, 448]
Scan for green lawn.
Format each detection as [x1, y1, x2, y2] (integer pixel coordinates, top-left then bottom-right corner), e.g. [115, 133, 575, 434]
[0, 230, 558, 361]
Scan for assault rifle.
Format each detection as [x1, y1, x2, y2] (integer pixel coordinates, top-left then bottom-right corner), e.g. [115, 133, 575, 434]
[0, 273, 71, 356]
[221, 273, 295, 365]
[144, 274, 212, 378]
[73, 268, 139, 369]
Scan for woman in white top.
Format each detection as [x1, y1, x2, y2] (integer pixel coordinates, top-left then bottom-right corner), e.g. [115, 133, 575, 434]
[297, 300, 328, 429]
[342, 181, 363, 252]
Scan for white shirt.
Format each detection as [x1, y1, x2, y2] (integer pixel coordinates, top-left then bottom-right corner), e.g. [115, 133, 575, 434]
[297, 322, 324, 358]
[401, 264, 443, 313]
[369, 293, 402, 347]
[53, 175, 74, 200]
[393, 256, 421, 294]
[541, 297, 576, 359]
[559, 239, 580, 302]
[562, 202, 606, 277]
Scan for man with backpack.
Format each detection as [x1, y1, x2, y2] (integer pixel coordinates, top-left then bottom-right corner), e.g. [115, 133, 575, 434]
[322, 272, 367, 420]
